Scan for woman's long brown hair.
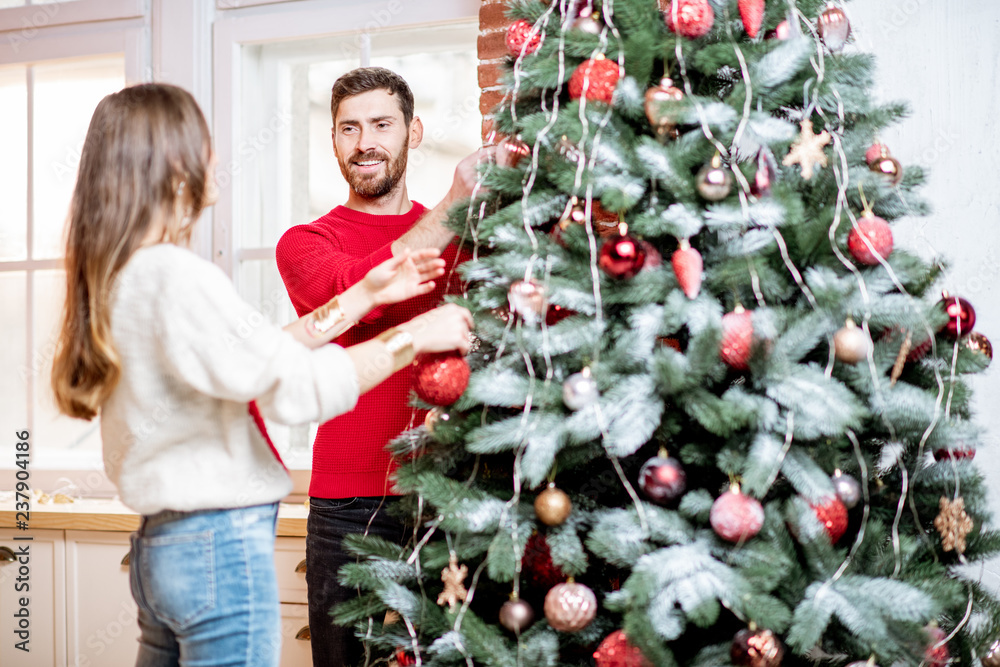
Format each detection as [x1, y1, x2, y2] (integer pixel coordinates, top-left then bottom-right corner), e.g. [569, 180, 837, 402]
[52, 83, 212, 420]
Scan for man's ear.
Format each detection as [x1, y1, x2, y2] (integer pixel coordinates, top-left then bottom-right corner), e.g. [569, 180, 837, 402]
[331, 126, 338, 158]
[408, 116, 424, 150]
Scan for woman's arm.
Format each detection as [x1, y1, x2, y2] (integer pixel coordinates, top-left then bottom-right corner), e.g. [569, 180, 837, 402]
[282, 248, 445, 349]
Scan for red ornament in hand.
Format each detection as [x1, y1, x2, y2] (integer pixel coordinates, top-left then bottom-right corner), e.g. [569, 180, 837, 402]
[738, 0, 765, 38]
[599, 228, 646, 279]
[711, 487, 764, 543]
[720, 307, 754, 370]
[662, 0, 715, 38]
[672, 239, 703, 299]
[506, 19, 541, 57]
[594, 630, 653, 667]
[811, 496, 848, 543]
[412, 352, 470, 406]
[939, 294, 976, 339]
[847, 213, 893, 265]
[569, 55, 620, 104]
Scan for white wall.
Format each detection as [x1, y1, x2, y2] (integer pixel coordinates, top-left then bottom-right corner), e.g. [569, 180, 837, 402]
[850, 0, 1000, 592]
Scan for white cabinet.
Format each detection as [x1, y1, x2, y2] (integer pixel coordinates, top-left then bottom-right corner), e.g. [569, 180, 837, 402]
[274, 536, 312, 665]
[65, 530, 139, 667]
[0, 529, 66, 667]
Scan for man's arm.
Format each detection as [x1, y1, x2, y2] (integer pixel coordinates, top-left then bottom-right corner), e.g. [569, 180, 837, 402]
[390, 146, 496, 255]
[276, 224, 396, 321]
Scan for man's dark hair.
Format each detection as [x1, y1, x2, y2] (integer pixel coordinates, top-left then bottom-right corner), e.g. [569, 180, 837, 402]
[330, 67, 415, 126]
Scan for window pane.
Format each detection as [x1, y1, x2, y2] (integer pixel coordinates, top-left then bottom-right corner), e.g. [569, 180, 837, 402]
[1, 273, 27, 433]
[32, 55, 125, 260]
[307, 58, 355, 222]
[0, 66, 27, 260]
[370, 40, 482, 210]
[32, 269, 101, 456]
[0, 0, 26, 8]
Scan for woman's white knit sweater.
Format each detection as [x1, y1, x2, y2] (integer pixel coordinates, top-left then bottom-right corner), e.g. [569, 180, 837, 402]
[100, 244, 359, 515]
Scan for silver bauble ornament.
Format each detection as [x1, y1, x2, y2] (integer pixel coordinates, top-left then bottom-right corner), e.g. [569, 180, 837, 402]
[499, 598, 535, 633]
[563, 370, 599, 410]
[832, 470, 862, 509]
[833, 319, 871, 364]
[981, 639, 1000, 667]
[696, 155, 733, 201]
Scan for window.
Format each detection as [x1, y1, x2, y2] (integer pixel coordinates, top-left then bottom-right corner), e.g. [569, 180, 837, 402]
[0, 2, 143, 490]
[215, 1, 482, 468]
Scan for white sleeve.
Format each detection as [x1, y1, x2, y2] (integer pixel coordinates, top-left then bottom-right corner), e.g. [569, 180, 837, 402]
[153, 251, 360, 425]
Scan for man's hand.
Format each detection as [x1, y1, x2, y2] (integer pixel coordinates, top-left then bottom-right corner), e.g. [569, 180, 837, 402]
[362, 248, 445, 307]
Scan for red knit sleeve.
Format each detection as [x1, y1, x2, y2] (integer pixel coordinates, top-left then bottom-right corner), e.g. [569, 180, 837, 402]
[275, 224, 394, 320]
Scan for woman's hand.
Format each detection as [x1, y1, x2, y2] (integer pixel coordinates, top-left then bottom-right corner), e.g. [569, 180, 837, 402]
[362, 248, 445, 308]
[399, 303, 474, 355]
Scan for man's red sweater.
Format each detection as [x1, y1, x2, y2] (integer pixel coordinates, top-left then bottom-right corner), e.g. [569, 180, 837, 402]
[275, 203, 467, 499]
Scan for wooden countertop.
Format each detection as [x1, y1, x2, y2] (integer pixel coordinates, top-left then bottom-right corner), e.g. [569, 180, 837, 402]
[0, 497, 309, 537]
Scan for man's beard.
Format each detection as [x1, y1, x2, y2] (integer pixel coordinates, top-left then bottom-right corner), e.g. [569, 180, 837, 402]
[339, 142, 408, 200]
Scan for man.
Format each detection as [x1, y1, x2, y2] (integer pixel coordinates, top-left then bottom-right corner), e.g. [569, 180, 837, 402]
[275, 67, 488, 666]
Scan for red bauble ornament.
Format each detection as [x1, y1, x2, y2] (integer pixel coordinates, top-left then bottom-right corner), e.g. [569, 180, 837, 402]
[639, 454, 687, 505]
[569, 55, 620, 104]
[506, 19, 541, 57]
[412, 352, 470, 406]
[662, 0, 715, 39]
[933, 445, 976, 461]
[739, 0, 765, 38]
[594, 630, 653, 667]
[847, 213, 893, 265]
[524, 533, 567, 590]
[711, 487, 765, 543]
[940, 294, 976, 339]
[394, 649, 417, 666]
[925, 624, 950, 667]
[599, 228, 646, 279]
[765, 20, 791, 40]
[546, 304, 575, 325]
[544, 581, 597, 632]
[672, 240, 703, 299]
[720, 307, 754, 370]
[811, 496, 848, 543]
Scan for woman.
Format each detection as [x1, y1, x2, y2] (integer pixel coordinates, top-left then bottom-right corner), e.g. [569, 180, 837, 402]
[51, 83, 472, 667]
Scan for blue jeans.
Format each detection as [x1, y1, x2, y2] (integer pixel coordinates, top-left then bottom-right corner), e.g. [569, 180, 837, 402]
[306, 497, 407, 667]
[128, 503, 281, 667]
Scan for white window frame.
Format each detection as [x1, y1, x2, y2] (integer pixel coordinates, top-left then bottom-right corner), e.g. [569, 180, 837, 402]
[212, 0, 479, 493]
[0, 10, 148, 495]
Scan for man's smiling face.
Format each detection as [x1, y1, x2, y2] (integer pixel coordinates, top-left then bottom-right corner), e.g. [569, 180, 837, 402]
[333, 88, 412, 200]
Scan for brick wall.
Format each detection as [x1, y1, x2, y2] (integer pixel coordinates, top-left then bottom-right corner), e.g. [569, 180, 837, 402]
[478, 0, 508, 141]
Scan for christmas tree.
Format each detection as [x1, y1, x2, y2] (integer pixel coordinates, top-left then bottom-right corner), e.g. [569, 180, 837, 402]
[337, 1, 1000, 665]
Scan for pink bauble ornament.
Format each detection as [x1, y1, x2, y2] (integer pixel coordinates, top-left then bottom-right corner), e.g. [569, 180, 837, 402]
[721, 307, 754, 370]
[847, 213, 893, 265]
[639, 454, 687, 505]
[543, 581, 597, 632]
[662, 0, 715, 39]
[711, 487, 765, 542]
